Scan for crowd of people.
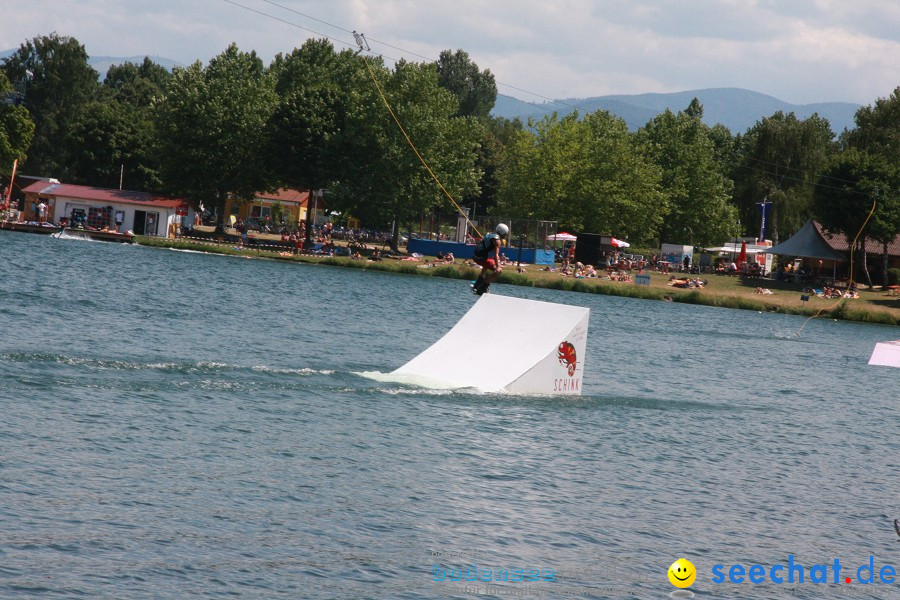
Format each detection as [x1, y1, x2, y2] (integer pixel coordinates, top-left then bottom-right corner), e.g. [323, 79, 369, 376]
[179, 218, 869, 302]
[233, 219, 370, 257]
[803, 285, 859, 299]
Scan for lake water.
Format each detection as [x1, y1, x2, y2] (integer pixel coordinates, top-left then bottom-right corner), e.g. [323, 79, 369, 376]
[1, 232, 897, 599]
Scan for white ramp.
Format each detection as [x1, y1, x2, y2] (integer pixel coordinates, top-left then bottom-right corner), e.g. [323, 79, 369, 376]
[378, 294, 589, 394]
[869, 340, 900, 368]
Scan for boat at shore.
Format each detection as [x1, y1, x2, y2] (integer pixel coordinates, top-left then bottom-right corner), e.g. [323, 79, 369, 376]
[1, 221, 134, 243]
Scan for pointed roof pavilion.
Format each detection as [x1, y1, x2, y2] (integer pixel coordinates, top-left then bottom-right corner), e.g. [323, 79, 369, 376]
[765, 219, 847, 261]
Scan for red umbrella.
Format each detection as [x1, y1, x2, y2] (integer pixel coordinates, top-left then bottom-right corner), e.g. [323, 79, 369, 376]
[737, 241, 747, 265]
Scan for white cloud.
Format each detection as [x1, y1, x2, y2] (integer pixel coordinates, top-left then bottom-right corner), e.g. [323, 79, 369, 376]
[1, 0, 897, 105]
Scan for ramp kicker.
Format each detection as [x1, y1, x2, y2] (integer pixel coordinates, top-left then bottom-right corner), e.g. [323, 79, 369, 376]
[869, 340, 900, 368]
[387, 294, 590, 395]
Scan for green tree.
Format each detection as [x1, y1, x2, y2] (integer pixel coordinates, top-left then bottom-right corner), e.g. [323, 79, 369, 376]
[0, 71, 35, 170]
[814, 149, 900, 288]
[66, 58, 170, 190]
[732, 111, 836, 242]
[836, 87, 900, 285]
[495, 112, 582, 228]
[495, 110, 664, 245]
[334, 58, 482, 248]
[102, 57, 172, 108]
[155, 44, 277, 227]
[708, 123, 736, 180]
[266, 39, 363, 193]
[465, 117, 523, 217]
[684, 97, 703, 119]
[636, 103, 738, 247]
[67, 98, 161, 190]
[577, 111, 666, 242]
[435, 49, 497, 119]
[842, 86, 900, 157]
[1, 33, 100, 179]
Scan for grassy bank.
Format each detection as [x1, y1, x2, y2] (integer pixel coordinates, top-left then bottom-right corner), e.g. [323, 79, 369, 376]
[137, 236, 900, 327]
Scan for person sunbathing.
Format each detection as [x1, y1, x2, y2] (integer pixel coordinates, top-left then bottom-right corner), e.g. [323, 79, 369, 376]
[668, 277, 704, 288]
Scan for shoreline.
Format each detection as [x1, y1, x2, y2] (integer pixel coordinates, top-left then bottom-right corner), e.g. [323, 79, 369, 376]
[136, 236, 899, 327]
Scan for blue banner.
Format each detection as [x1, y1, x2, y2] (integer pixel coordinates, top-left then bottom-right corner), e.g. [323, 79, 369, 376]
[757, 201, 773, 241]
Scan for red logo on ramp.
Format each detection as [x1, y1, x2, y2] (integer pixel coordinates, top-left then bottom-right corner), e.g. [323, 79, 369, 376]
[557, 341, 577, 377]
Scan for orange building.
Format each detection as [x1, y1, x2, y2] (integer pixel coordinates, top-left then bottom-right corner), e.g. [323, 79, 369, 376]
[224, 189, 327, 228]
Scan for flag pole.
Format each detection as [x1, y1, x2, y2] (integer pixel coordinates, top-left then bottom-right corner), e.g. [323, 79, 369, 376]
[5, 159, 18, 217]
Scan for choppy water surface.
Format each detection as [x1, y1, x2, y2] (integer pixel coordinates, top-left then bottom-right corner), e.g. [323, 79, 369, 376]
[1, 232, 897, 599]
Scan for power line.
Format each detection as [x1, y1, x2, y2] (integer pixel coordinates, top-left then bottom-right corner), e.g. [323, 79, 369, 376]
[219, 0, 581, 117]
[258, 0, 432, 62]
[737, 156, 894, 197]
[209, 1, 897, 201]
[257, 0, 355, 35]
[219, 0, 357, 50]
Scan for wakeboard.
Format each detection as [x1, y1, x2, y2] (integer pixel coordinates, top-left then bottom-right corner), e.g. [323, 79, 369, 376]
[471, 280, 490, 296]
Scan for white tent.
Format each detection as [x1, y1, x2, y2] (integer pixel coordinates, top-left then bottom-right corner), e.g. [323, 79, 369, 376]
[546, 232, 577, 242]
[704, 245, 767, 254]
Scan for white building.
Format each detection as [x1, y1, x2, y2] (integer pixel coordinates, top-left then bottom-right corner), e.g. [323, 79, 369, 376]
[22, 182, 190, 236]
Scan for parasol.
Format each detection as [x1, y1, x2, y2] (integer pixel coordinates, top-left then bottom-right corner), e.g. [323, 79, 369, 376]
[737, 240, 747, 264]
[546, 232, 577, 242]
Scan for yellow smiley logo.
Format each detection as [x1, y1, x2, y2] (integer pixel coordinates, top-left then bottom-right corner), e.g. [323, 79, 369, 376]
[668, 558, 696, 588]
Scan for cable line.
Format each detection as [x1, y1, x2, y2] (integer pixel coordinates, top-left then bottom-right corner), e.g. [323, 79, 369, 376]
[219, 0, 581, 118]
[795, 196, 877, 336]
[359, 48, 481, 237]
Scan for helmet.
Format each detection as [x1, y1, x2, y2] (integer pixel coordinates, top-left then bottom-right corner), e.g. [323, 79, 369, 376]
[495, 223, 509, 238]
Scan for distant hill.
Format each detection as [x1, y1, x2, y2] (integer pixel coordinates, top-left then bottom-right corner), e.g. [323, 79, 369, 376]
[89, 55, 185, 76]
[491, 87, 861, 135]
[0, 49, 184, 76]
[2, 49, 860, 134]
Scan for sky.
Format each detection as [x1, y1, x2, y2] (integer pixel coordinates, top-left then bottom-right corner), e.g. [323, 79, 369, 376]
[2, 0, 898, 106]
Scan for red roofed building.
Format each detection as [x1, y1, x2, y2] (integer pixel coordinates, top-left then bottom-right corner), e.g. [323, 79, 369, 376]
[22, 182, 191, 236]
[815, 221, 900, 270]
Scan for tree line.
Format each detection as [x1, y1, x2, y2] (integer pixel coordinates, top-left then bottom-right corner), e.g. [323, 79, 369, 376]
[1, 33, 898, 264]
